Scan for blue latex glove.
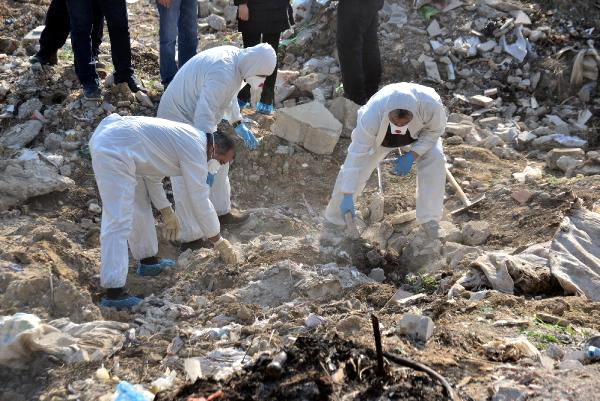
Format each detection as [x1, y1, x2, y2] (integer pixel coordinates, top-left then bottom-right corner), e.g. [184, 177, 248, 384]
[339, 193, 355, 219]
[234, 123, 258, 150]
[256, 101, 273, 115]
[206, 173, 215, 187]
[393, 152, 414, 176]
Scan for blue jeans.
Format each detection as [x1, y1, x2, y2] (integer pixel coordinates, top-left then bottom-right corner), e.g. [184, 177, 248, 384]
[156, 0, 198, 86]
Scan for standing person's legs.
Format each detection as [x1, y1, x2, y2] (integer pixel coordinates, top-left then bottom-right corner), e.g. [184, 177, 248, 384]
[99, 0, 134, 84]
[237, 31, 262, 105]
[258, 32, 281, 108]
[415, 138, 446, 224]
[336, 0, 369, 106]
[177, 0, 198, 67]
[36, 0, 70, 63]
[66, 0, 98, 88]
[91, 0, 105, 59]
[362, 10, 381, 102]
[325, 147, 391, 225]
[156, 0, 181, 86]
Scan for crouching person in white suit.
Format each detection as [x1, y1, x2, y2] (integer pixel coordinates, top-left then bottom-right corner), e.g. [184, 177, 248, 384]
[90, 113, 238, 309]
[325, 83, 448, 238]
[157, 43, 277, 252]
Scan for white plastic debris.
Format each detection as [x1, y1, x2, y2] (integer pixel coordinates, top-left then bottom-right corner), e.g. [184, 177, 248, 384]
[150, 368, 176, 394]
[501, 25, 528, 62]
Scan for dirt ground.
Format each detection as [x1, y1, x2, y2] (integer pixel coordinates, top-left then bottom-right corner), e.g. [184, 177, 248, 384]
[1, 0, 600, 400]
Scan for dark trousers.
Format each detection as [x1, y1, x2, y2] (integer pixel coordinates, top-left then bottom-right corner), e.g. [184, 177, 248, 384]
[38, 0, 103, 60]
[66, 0, 133, 85]
[237, 31, 280, 105]
[336, 0, 382, 106]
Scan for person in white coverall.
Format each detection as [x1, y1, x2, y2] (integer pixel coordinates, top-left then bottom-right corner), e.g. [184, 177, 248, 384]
[90, 113, 238, 309]
[325, 83, 447, 238]
[156, 43, 277, 251]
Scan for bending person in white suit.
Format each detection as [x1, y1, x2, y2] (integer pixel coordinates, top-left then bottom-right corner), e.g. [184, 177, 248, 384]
[325, 83, 448, 238]
[157, 43, 277, 251]
[90, 114, 238, 309]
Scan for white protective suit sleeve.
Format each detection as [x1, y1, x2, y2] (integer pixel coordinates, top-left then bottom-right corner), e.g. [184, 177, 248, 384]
[339, 102, 385, 194]
[193, 78, 236, 134]
[410, 101, 447, 156]
[180, 160, 220, 238]
[142, 176, 171, 211]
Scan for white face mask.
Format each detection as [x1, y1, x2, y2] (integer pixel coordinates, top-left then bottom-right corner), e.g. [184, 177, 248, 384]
[207, 158, 221, 175]
[245, 76, 266, 90]
[390, 121, 409, 135]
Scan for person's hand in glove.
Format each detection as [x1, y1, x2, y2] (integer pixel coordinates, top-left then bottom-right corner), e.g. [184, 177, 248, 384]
[159, 206, 180, 241]
[339, 193, 355, 219]
[213, 237, 238, 264]
[206, 173, 215, 187]
[392, 152, 415, 176]
[234, 122, 258, 150]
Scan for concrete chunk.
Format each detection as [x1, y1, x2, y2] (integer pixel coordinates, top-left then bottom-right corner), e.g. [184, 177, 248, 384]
[424, 61, 442, 82]
[469, 95, 495, 108]
[445, 122, 473, 137]
[545, 148, 585, 170]
[327, 97, 360, 138]
[462, 221, 490, 245]
[272, 101, 342, 154]
[397, 314, 434, 342]
[0, 120, 43, 149]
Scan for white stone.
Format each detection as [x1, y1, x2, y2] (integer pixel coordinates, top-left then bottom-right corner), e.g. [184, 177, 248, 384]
[305, 313, 327, 328]
[0, 120, 43, 149]
[327, 97, 360, 138]
[492, 387, 528, 401]
[559, 359, 583, 370]
[17, 98, 43, 120]
[532, 134, 587, 151]
[478, 40, 497, 53]
[23, 26, 45, 43]
[482, 134, 504, 149]
[462, 221, 490, 245]
[0, 159, 74, 211]
[424, 61, 442, 82]
[396, 314, 434, 342]
[469, 95, 495, 108]
[545, 148, 585, 170]
[272, 101, 342, 154]
[445, 122, 473, 137]
[453, 157, 467, 168]
[88, 203, 102, 214]
[557, 156, 584, 176]
[207, 14, 226, 31]
[368, 268, 386, 283]
[427, 19, 442, 37]
[295, 73, 326, 92]
[510, 10, 531, 25]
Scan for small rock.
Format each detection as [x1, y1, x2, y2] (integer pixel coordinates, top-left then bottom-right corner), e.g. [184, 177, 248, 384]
[336, 315, 364, 335]
[0, 120, 43, 149]
[559, 359, 583, 370]
[17, 98, 43, 120]
[445, 122, 473, 137]
[453, 157, 467, 168]
[484, 88, 499, 97]
[469, 95, 494, 108]
[368, 268, 386, 283]
[511, 189, 532, 204]
[492, 387, 527, 401]
[135, 91, 154, 107]
[563, 350, 586, 362]
[305, 313, 327, 328]
[462, 221, 490, 245]
[88, 203, 102, 214]
[545, 344, 564, 360]
[427, 20, 442, 37]
[207, 14, 226, 31]
[396, 314, 434, 342]
[445, 136, 463, 145]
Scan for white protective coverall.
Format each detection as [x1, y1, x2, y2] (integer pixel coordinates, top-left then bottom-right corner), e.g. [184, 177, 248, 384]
[325, 83, 447, 226]
[90, 114, 219, 288]
[157, 43, 277, 242]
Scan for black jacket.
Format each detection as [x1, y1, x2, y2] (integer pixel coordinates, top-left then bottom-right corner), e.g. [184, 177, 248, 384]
[234, 0, 294, 34]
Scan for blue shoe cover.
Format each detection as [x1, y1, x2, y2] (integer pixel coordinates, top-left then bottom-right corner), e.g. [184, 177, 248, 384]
[136, 258, 175, 277]
[237, 98, 249, 109]
[257, 101, 273, 115]
[99, 295, 141, 309]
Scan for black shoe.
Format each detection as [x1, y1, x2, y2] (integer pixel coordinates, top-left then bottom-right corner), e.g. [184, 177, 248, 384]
[83, 82, 101, 100]
[180, 238, 212, 252]
[218, 210, 250, 227]
[30, 52, 58, 66]
[122, 75, 147, 93]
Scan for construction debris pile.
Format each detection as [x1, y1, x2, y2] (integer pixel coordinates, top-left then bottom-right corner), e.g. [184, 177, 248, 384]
[1, 0, 600, 401]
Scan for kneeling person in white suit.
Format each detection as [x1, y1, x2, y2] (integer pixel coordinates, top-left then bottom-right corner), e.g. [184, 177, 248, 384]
[157, 43, 277, 251]
[325, 83, 447, 238]
[90, 114, 237, 309]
